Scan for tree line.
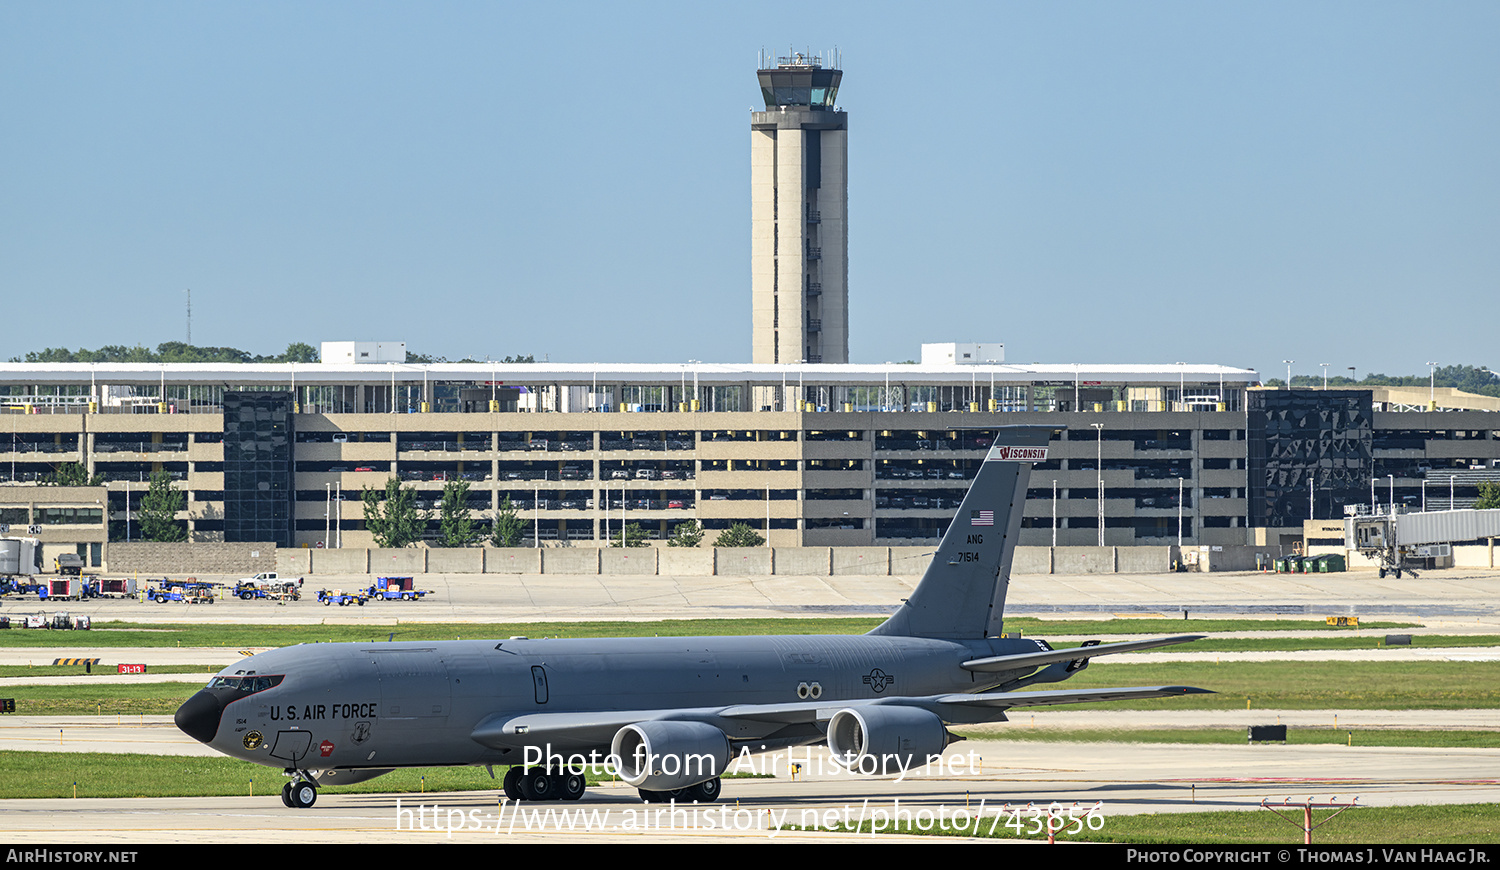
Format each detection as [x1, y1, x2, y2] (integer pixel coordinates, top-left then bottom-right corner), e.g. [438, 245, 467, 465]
[15, 342, 319, 364]
[11, 343, 535, 365]
[1266, 364, 1500, 398]
[363, 478, 763, 548]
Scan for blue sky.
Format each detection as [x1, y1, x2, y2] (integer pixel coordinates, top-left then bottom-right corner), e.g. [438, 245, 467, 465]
[3, 2, 1496, 380]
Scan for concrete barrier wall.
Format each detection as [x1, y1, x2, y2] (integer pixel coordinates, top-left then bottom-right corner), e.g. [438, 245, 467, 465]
[716, 548, 771, 575]
[1053, 546, 1116, 575]
[484, 549, 541, 574]
[312, 548, 369, 574]
[602, 548, 657, 575]
[370, 548, 426, 575]
[1115, 546, 1172, 575]
[1011, 546, 1052, 575]
[110, 543, 1306, 577]
[543, 549, 600, 574]
[773, 548, 830, 575]
[659, 548, 715, 575]
[1455, 544, 1496, 568]
[831, 547, 890, 575]
[106, 542, 277, 576]
[427, 548, 484, 574]
[278, 549, 312, 575]
[889, 547, 934, 576]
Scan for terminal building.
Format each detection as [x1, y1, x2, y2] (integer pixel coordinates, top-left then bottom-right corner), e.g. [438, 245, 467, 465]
[5, 58, 1496, 567]
[0, 359, 1496, 568]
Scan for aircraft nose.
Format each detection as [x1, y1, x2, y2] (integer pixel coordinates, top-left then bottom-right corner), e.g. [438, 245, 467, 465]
[175, 690, 224, 743]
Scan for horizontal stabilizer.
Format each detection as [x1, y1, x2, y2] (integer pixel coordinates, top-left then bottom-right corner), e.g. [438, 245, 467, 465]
[960, 634, 1206, 673]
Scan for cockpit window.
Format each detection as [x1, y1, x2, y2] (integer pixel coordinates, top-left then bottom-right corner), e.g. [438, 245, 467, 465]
[206, 674, 284, 695]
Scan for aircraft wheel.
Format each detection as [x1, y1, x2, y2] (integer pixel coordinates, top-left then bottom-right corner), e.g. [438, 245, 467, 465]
[291, 781, 317, 808]
[1378, 568, 1386, 578]
[561, 772, 586, 801]
[502, 766, 524, 801]
[637, 788, 662, 803]
[686, 778, 721, 803]
[281, 783, 295, 807]
[520, 769, 557, 801]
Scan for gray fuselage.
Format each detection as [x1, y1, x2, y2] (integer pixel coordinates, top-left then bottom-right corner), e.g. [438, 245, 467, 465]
[192, 632, 1044, 773]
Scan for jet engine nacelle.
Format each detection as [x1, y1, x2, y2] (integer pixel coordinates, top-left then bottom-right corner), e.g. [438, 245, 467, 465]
[827, 706, 951, 775]
[610, 721, 731, 791]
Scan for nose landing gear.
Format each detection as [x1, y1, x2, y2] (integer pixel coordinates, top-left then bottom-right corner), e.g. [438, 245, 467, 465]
[282, 772, 318, 808]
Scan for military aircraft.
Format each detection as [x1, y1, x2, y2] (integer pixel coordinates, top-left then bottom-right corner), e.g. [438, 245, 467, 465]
[176, 426, 1209, 808]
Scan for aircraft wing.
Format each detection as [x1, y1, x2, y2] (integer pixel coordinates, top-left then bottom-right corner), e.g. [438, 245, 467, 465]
[933, 684, 1213, 710]
[471, 684, 1214, 749]
[959, 634, 1206, 673]
[716, 685, 1213, 725]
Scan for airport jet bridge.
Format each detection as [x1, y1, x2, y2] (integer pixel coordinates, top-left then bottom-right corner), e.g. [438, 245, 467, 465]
[1346, 507, 1500, 578]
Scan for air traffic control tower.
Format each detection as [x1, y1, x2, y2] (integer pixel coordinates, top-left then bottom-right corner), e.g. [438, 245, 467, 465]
[751, 51, 848, 365]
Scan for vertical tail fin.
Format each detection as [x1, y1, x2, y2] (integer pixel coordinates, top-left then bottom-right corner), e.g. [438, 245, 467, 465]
[869, 426, 1056, 639]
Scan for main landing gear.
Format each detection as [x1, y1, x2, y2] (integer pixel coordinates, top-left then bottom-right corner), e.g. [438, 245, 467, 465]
[503, 765, 587, 802]
[638, 778, 721, 804]
[282, 771, 317, 808]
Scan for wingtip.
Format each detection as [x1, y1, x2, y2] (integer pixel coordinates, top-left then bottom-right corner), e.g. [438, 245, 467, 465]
[1165, 685, 1215, 695]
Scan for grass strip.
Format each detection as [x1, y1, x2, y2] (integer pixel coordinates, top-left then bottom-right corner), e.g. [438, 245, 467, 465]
[955, 728, 1500, 748]
[0, 617, 1423, 649]
[1057, 660, 1500, 710]
[4, 683, 202, 715]
[800, 804, 1500, 844]
[1052, 635, 1500, 653]
[8, 661, 1500, 714]
[0, 751, 528, 799]
[0, 664, 217, 678]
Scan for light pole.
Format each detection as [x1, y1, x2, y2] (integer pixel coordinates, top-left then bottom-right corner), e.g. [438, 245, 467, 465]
[1320, 363, 1330, 390]
[1388, 474, 1395, 516]
[1175, 362, 1185, 411]
[1051, 480, 1058, 548]
[1177, 476, 1184, 546]
[1451, 475, 1456, 511]
[1427, 362, 1438, 407]
[1283, 360, 1294, 390]
[325, 483, 331, 550]
[1091, 423, 1104, 546]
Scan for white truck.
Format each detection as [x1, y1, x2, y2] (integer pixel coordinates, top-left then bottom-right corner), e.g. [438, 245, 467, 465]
[233, 572, 303, 601]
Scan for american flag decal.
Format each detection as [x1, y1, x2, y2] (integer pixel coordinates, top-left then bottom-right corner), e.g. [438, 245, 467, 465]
[970, 510, 994, 527]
